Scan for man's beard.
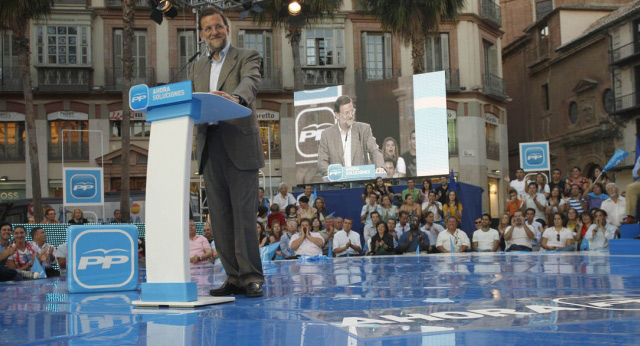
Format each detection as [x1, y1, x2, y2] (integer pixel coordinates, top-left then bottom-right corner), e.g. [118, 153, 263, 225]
[208, 37, 227, 55]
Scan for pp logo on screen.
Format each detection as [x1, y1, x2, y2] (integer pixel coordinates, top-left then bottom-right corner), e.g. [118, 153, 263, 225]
[72, 229, 136, 291]
[70, 174, 97, 199]
[327, 164, 343, 182]
[295, 107, 335, 158]
[129, 84, 149, 111]
[524, 147, 544, 166]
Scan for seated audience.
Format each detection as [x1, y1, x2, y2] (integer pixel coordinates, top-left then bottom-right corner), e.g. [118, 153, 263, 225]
[576, 212, 594, 251]
[585, 182, 608, 212]
[257, 222, 269, 248]
[296, 196, 317, 223]
[398, 193, 422, 219]
[258, 186, 270, 210]
[387, 218, 399, 247]
[472, 213, 500, 252]
[565, 208, 580, 234]
[521, 182, 547, 227]
[41, 208, 59, 224]
[317, 216, 335, 255]
[363, 211, 381, 248]
[0, 222, 39, 280]
[7, 226, 37, 271]
[269, 221, 283, 259]
[380, 195, 398, 222]
[361, 183, 375, 204]
[257, 205, 269, 229]
[548, 168, 566, 195]
[524, 208, 543, 251]
[332, 218, 362, 257]
[421, 190, 443, 224]
[203, 222, 214, 243]
[436, 175, 450, 205]
[30, 227, 59, 277]
[285, 204, 298, 221]
[546, 187, 566, 224]
[497, 213, 511, 250]
[420, 179, 432, 203]
[55, 242, 67, 272]
[296, 185, 315, 207]
[564, 184, 587, 215]
[566, 166, 589, 194]
[111, 209, 123, 223]
[334, 217, 344, 232]
[280, 219, 299, 259]
[395, 211, 411, 240]
[361, 192, 383, 226]
[272, 182, 296, 209]
[314, 197, 332, 224]
[600, 182, 625, 228]
[436, 217, 470, 253]
[504, 211, 535, 252]
[68, 208, 88, 224]
[584, 209, 616, 251]
[289, 218, 324, 256]
[368, 221, 395, 255]
[374, 176, 395, 201]
[267, 204, 286, 229]
[421, 211, 444, 251]
[401, 178, 422, 204]
[188, 219, 212, 266]
[541, 213, 574, 251]
[535, 173, 550, 199]
[397, 216, 430, 254]
[443, 190, 463, 222]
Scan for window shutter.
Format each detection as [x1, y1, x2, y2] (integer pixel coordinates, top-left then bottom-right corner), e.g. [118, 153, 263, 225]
[238, 30, 245, 47]
[384, 32, 392, 78]
[361, 31, 368, 75]
[489, 44, 498, 75]
[264, 31, 273, 78]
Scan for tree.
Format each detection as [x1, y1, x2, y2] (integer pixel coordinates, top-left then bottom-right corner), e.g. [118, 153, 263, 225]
[0, 0, 54, 222]
[359, 0, 465, 74]
[250, 0, 343, 91]
[119, 0, 135, 222]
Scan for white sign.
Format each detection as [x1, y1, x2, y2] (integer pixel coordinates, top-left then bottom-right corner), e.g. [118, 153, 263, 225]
[257, 109, 280, 121]
[484, 113, 499, 125]
[109, 110, 146, 121]
[47, 111, 89, 121]
[0, 111, 25, 122]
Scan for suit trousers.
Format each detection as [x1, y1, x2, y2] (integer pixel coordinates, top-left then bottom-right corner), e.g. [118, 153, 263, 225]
[202, 126, 264, 286]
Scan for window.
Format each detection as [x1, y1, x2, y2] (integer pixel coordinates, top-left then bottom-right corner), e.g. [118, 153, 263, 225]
[569, 102, 578, 124]
[301, 29, 344, 66]
[113, 29, 148, 79]
[603, 89, 614, 114]
[1, 30, 18, 69]
[424, 34, 450, 72]
[35, 25, 90, 65]
[110, 112, 150, 139]
[483, 40, 498, 76]
[542, 84, 549, 111]
[48, 120, 89, 160]
[447, 117, 457, 155]
[0, 122, 25, 161]
[259, 121, 280, 158]
[239, 30, 273, 77]
[176, 30, 197, 81]
[360, 32, 392, 80]
[539, 25, 549, 39]
[536, 0, 553, 20]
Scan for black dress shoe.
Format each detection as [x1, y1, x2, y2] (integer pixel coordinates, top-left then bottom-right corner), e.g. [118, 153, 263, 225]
[245, 282, 263, 298]
[209, 281, 245, 296]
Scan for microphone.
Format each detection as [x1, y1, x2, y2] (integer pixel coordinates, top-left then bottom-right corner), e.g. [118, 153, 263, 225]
[189, 52, 213, 87]
[168, 50, 202, 84]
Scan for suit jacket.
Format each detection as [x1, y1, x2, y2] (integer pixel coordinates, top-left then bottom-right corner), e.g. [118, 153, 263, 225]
[189, 45, 265, 173]
[317, 122, 384, 176]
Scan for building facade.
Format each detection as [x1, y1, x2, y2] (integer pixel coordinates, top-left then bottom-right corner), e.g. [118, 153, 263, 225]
[0, 0, 510, 217]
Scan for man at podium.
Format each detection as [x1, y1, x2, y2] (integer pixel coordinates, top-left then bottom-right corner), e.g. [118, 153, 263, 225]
[190, 7, 264, 298]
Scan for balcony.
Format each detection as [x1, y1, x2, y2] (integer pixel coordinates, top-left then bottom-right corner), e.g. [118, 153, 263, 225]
[611, 40, 640, 66]
[105, 0, 149, 7]
[424, 68, 460, 91]
[35, 66, 92, 92]
[105, 67, 156, 91]
[0, 143, 25, 162]
[486, 139, 500, 160]
[483, 73, 508, 100]
[260, 67, 282, 91]
[302, 66, 345, 88]
[613, 92, 640, 115]
[355, 68, 400, 83]
[449, 138, 458, 156]
[480, 0, 502, 27]
[0, 67, 22, 92]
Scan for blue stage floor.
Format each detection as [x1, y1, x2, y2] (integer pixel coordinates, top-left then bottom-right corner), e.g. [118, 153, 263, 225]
[3, 253, 640, 345]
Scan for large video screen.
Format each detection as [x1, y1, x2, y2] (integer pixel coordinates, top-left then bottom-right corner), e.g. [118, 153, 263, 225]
[293, 71, 449, 184]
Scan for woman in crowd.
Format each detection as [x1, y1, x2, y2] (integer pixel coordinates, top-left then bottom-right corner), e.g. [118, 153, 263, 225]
[585, 182, 608, 211]
[311, 217, 323, 233]
[576, 212, 594, 251]
[257, 222, 269, 248]
[379, 195, 398, 222]
[368, 221, 394, 255]
[269, 221, 283, 244]
[374, 176, 394, 201]
[399, 194, 421, 219]
[591, 165, 610, 185]
[382, 137, 406, 178]
[566, 166, 589, 193]
[41, 208, 59, 224]
[443, 190, 463, 222]
[361, 183, 376, 204]
[547, 187, 566, 215]
[68, 208, 88, 224]
[258, 187, 270, 210]
[420, 179, 432, 204]
[541, 213, 574, 251]
[565, 208, 580, 234]
[535, 173, 550, 199]
[257, 205, 269, 228]
[6, 226, 38, 271]
[314, 197, 331, 224]
[285, 204, 297, 221]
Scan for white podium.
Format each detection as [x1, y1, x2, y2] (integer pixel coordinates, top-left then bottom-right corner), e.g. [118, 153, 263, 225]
[127, 81, 250, 307]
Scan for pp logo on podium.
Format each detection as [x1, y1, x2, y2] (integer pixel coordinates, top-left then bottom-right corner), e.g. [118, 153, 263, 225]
[68, 225, 139, 293]
[63, 168, 104, 205]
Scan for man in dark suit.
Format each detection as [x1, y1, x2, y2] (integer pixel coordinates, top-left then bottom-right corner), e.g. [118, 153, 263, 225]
[189, 7, 264, 298]
[317, 95, 385, 177]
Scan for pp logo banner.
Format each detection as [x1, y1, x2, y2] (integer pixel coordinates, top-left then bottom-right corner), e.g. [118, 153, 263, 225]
[64, 168, 104, 205]
[68, 225, 139, 293]
[326, 164, 377, 182]
[129, 84, 149, 111]
[519, 141, 550, 172]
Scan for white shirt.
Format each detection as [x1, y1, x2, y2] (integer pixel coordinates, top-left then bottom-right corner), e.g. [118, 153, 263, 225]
[421, 201, 443, 222]
[55, 243, 67, 259]
[296, 193, 315, 207]
[396, 157, 406, 175]
[421, 222, 445, 245]
[523, 193, 548, 221]
[505, 225, 533, 249]
[208, 41, 230, 92]
[30, 241, 55, 268]
[272, 193, 296, 209]
[436, 229, 470, 253]
[584, 223, 616, 251]
[289, 232, 324, 256]
[600, 196, 626, 227]
[333, 230, 361, 256]
[395, 222, 410, 240]
[524, 220, 543, 246]
[542, 227, 573, 249]
[361, 203, 382, 226]
[338, 125, 352, 167]
[472, 228, 500, 251]
[363, 223, 377, 246]
[509, 179, 530, 200]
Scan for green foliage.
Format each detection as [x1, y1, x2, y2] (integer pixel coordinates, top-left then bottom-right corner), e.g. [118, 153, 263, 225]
[0, 0, 54, 31]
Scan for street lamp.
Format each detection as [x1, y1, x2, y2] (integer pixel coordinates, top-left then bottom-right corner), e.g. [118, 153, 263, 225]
[288, 0, 302, 16]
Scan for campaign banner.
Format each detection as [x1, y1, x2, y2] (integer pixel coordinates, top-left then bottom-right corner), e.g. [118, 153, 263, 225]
[519, 142, 550, 172]
[326, 164, 378, 182]
[63, 167, 104, 206]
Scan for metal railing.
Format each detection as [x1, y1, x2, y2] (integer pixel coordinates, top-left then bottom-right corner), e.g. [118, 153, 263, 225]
[486, 139, 500, 160]
[105, 67, 155, 91]
[35, 66, 92, 91]
[259, 67, 282, 90]
[425, 68, 460, 91]
[480, 0, 502, 27]
[302, 66, 345, 87]
[355, 68, 400, 82]
[0, 67, 22, 92]
[614, 92, 639, 113]
[611, 40, 640, 65]
[0, 143, 25, 162]
[105, 0, 149, 7]
[483, 73, 508, 99]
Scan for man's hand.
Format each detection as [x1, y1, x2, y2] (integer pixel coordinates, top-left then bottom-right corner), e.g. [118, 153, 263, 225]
[1, 245, 16, 258]
[408, 233, 413, 242]
[190, 256, 199, 264]
[346, 240, 352, 248]
[210, 90, 239, 103]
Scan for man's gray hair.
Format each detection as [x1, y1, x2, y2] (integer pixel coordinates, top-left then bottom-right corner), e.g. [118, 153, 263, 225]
[606, 182, 618, 192]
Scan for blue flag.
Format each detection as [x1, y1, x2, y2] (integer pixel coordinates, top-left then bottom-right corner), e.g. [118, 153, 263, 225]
[635, 134, 640, 181]
[450, 237, 455, 253]
[602, 149, 630, 172]
[31, 258, 47, 279]
[313, 187, 317, 202]
[449, 169, 457, 193]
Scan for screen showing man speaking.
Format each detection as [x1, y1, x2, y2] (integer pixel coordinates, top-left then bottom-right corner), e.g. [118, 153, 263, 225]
[293, 72, 449, 184]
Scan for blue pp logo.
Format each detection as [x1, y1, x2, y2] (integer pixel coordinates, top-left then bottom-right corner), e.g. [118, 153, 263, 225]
[525, 148, 544, 166]
[71, 229, 136, 291]
[70, 174, 97, 199]
[327, 164, 343, 182]
[129, 84, 149, 111]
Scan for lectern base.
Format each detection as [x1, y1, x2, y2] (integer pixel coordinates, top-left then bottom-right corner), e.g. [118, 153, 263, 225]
[132, 296, 235, 308]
